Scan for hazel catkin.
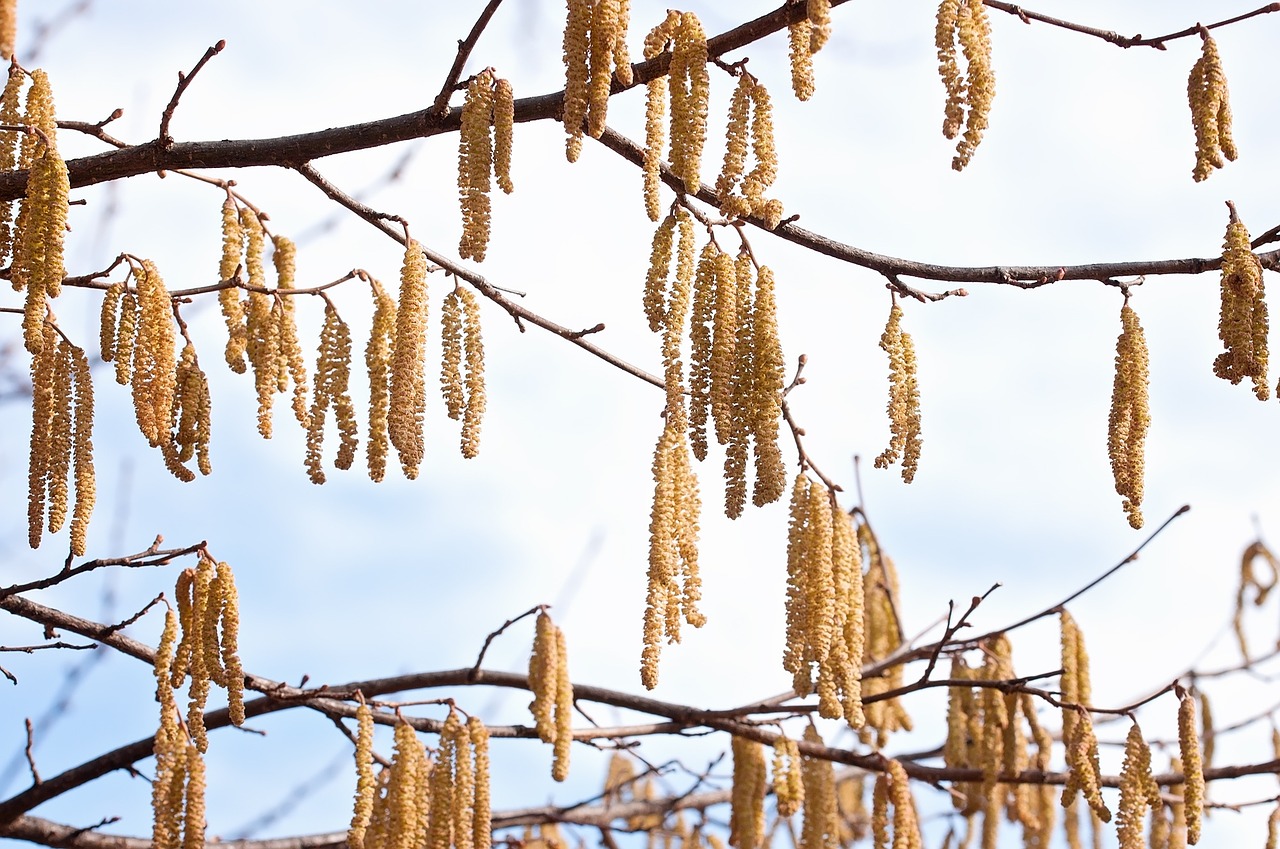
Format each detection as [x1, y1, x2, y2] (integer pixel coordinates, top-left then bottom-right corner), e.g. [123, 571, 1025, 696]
[306, 302, 358, 484]
[1213, 202, 1268, 400]
[729, 737, 767, 849]
[1188, 30, 1236, 183]
[935, 0, 996, 171]
[1108, 300, 1151, 529]
[1178, 693, 1205, 845]
[366, 277, 397, 483]
[459, 70, 495, 262]
[668, 12, 709, 195]
[873, 304, 923, 483]
[389, 241, 428, 479]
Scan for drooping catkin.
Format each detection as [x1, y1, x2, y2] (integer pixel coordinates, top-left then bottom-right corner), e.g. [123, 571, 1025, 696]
[529, 610, 575, 781]
[788, 20, 815, 102]
[1178, 693, 1205, 845]
[1061, 707, 1109, 823]
[390, 241, 428, 479]
[459, 70, 495, 262]
[688, 241, 717, 460]
[1116, 721, 1161, 849]
[69, 344, 95, 557]
[723, 254, 755, 519]
[641, 11, 680, 220]
[562, 0, 592, 161]
[668, 12, 709, 194]
[305, 302, 357, 484]
[772, 733, 804, 818]
[468, 716, 491, 849]
[115, 291, 138, 386]
[783, 475, 833, 696]
[492, 78, 514, 195]
[859, 523, 912, 745]
[217, 196, 248, 373]
[1213, 202, 1268, 400]
[348, 703, 376, 849]
[807, 0, 833, 53]
[749, 265, 786, 508]
[0, 0, 13, 60]
[883, 759, 922, 849]
[1187, 30, 1236, 183]
[391, 720, 427, 849]
[44, 339, 74, 537]
[165, 342, 213, 481]
[366, 278, 397, 483]
[239, 208, 281, 439]
[17, 112, 70, 355]
[800, 726, 838, 849]
[729, 737, 767, 849]
[152, 609, 184, 849]
[272, 235, 310, 430]
[215, 560, 245, 725]
[131, 260, 178, 448]
[935, 0, 995, 171]
[0, 63, 25, 267]
[1108, 300, 1151, 529]
[585, 0, 621, 139]
[873, 304, 923, 483]
[459, 286, 486, 459]
[715, 75, 753, 208]
[27, 322, 58, 549]
[641, 407, 705, 690]
[99, 282, 125, 363]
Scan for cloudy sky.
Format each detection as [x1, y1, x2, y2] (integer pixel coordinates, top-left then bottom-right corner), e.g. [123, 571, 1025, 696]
[3, 2, 1280, 847]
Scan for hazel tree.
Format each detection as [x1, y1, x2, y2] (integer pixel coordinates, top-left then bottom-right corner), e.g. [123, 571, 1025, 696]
[1, 2, 1280, 849]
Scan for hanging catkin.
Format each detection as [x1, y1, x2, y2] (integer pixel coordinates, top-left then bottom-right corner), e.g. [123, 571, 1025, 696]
[1187, 29, 1236, 183]
[1213, 201, 1268, 400]
[389, 241, 428, 478]
[874, 304, 923, 482]
[1108, 299, 1151, 529]
[528, 610, 575, 781]
[729, 737, 767, 849]
[935, 0, 995, 170]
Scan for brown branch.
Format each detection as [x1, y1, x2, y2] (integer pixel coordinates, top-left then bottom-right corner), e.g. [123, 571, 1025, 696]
[468, 605, 543, 681]
[0, 538, 204, 599]
[158, 40, 226, 148]
[982, 2, 1280, 50]
[432, 0, 508, 115]
[0, 642, 95, 653]
[23, 720, 39, 786]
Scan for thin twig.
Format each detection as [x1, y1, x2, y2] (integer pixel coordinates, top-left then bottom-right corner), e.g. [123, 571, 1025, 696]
[432, 0, 508, 115]
[158, 40, 226, 148]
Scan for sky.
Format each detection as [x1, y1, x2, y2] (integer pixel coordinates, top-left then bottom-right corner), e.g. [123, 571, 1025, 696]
[3, 1, 1280, 848]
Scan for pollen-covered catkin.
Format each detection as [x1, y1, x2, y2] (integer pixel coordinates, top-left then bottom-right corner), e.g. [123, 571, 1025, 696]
[272, 235, 309, 429]
[641, 407, 704, 689]
[459, 70, 495, 262]
[217, 196, 248, 373]
[493, 78, 514, 195]
[562, 0, 592, 161]
[935, 0, 995, 170]
[132, 261, 178, 448]
[800, 726, 838, 849]
[873, 304, 923, 483]
[1108, 300, 1151, 529]
[668, 13, 709, 194]
[69, 345, 96, 557]
[365, 278, 396, 483]
[1178, 693, 1205, 845]
[459, 286, 486, 459]
[167, 342, 213, 481]
[348, 702, 376, 849]
[240, 209, 280, 439]
[807, 0, 832, 53]
[1214, 202, 1268, 400]
[688, 242, 717, 460]
[749, 265, 785, 508]
[390, 241, 428, 478]
[306, 303, 357, 484]
[529, 610, 560, 744]
[45, 340, 74, 537]
[469, 716, 491, 849]
[1187, 30, 1236, 183]
[115, 291, 138, 386]
[1117, 721, 1160, 849]
[787, 19, 815, 102]
[18, 127, 70, 355]
[27, 323, 58, 549]
[772, 734, 804, 818]
[641, 11, 680, 220]
[729, 737, 767, 849]
[0, 64, 25, 267]
[585, 0, 620, 139]
[551, 626, 573, 782]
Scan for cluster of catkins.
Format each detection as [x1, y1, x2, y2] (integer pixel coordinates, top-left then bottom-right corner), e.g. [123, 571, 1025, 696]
[1214, 202, 1269, 400]
[935, 0, 995, 171]
[1187, 30, 1236, 182]
[528, 610, 574, 781]
[728, 727, 846, 849]
[457, 69, 514, 262]
[151, 557, 244, 849]
[346, 707, 491, 849]
[562, 0, 633, 160]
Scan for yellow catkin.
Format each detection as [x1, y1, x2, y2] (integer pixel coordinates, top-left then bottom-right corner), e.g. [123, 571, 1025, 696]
[1108, 301, 1151, 529]
[69, 344, 95, 557]
[830, 502, 865, 727]
[217, 196, 248, 374]
[858, 524, 912, 746]
[390, 241, 428, 479]
[468, 716, 491, 849]
[873, 304, 923, 483]
[552, 626, 573, 782]
[349, 703, 376, 849]
[99, 282, 124, 363]
[115, 291, 138, 386]
[788, 20, 815, 102]
[305, 303, 357, 483]
[1116, 721, 1160, 849]
[723, 254, 754, 519]
[152, 609, 183, 849]
[0, 0, 14, 59]
[18, 131, 69, 356]
[459, 70, 495, 262]
[1214, 203, 1268, 400]
[668, 12, 709, 194]
[807, 0, 832, 53]
[750, 265, 785, 508]
[366, 278, 396, 483]
[783, 475, 812, 692]
[272, 235, 309, 430]
[641, 11, 680, 220]
[1062, 707, 1109, 823]
[729, 737, 767, 849]
[643, 212, 677, 334]
[1188, 31, 1236, 182]
[688, 241, 717, 460]
[131, 260, 178, 448]
[585, 0, 620, 139]
[459, 286, 485, 459]
[182, 741, 207, 849]
[936, 0, 964, 143]
[215, 561, 244, 725]
[772, 734, 804, 818]
[167, 342, 213, 481]
[27, 323, 57, 549]
[641, 407, 704, 689]
[492, 77, 514, 195]
[441, 288, 466, 420]
[0, 63, 25, 267]
[240, 208, 280, 439]
[44, 339, 74, 536]
[562, 0, 592, 161]
[448, 711, 474, 849]
[871, 773, 889, 849]
[529, 610, 560, 743]
[936, 0, 996, 170]
[1198, 691, 1214, 770]
[884, 759, 922, 849]
[391, 720, 426, 849]
[659, 209, 696, 415]
[1178, 694, 1205, 845]
[715, 74, 753, 212]
[745, 83, 781, 227]
[800, 726, 838, 849]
